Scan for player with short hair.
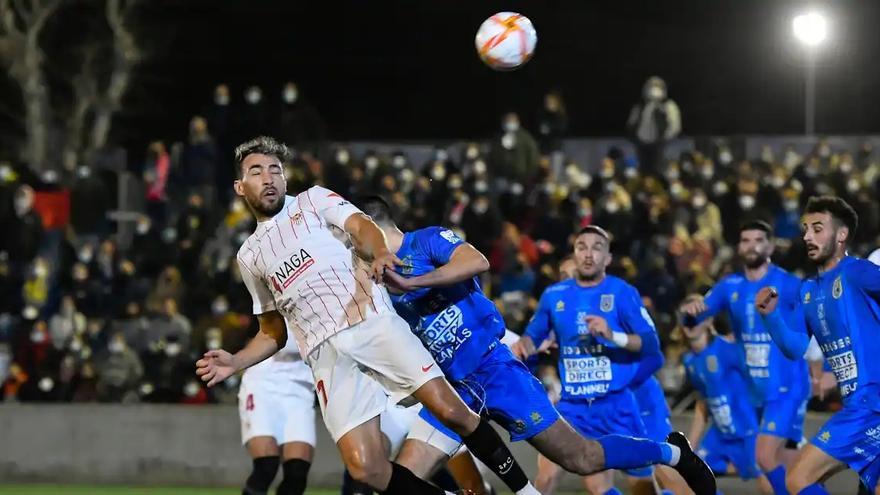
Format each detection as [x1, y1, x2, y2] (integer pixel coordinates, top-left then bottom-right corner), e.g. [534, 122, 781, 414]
[681, 220, 815, 495]
[196, 136, 542, 495]
[237, 325, 315, 495]
[511, 225, 712, 495]
[756, 195, 880, 495]
[679, 296, 767, 493]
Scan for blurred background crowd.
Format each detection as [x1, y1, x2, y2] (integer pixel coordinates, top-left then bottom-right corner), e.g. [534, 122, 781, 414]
[1, 77, 876, 411]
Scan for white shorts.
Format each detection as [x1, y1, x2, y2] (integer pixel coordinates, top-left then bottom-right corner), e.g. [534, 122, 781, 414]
[307, 312, 444, 442]
[238, 360, 317, 446]
[407, 410, 463, 457]
[380, 401, 421, 458]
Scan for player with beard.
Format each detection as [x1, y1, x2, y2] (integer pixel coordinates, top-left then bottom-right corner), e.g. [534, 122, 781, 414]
[196, 136, 542, 495]
[756, 196, 880, 494]
[682, 221, 815, 495]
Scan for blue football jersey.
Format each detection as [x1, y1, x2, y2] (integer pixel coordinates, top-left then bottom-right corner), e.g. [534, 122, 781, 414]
[684, 337, 759, 439]
[525, 276, 661, 401]
[700, 264, 810, 401]
[390, 227, 505, 381]
[797, 257, 880, 401]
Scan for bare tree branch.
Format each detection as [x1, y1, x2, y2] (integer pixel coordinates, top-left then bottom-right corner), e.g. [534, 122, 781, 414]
[11, 0, 31, 26]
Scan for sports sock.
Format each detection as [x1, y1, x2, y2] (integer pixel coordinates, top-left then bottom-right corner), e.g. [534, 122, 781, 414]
[596, 435, 672, 469]
[243, 456, 279, 495]
[797, 484, 830, 495]
[276, 458, 309, 495]
[381, 462, 445, 495]
[765, 465, 787, 495]
[460, 418, 533, 493]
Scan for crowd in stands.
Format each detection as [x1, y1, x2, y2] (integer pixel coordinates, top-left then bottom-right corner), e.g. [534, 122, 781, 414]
[1, 79, 875, 410]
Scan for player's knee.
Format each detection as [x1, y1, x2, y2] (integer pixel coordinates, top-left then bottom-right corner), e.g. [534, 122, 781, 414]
[432, 404, 475, 433]
[784, 466, 813, 494]
[345, 454, 387, 488]
[755, 446, 779, 472]
[244, 455, 279, 493]
[582, 473, 613, 494]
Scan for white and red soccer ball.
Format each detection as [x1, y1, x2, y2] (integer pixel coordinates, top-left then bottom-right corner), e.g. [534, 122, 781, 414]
[475, 12, 537, 71]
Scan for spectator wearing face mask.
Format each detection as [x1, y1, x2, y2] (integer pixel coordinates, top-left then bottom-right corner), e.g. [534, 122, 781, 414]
[277, 81, 326, 149]
[181, 116, 219, 211]
[239, 85, 269, 140]
[6, 185, 43, 267]
[626, 76, 681, 177]
[96, 332, 143, 402]
[489, 112, 540, 189]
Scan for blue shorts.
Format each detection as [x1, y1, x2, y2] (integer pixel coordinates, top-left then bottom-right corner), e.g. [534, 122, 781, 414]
[640, 402, 673, 443]
[557, 388, 650, 477]
[759, 394, 807, 442]
[419, 344, 559, 443]
[696, 426, 761, 480]
[811, 387, 880, 492]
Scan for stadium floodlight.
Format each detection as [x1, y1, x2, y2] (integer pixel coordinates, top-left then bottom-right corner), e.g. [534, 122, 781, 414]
[792, 12, 828, 47]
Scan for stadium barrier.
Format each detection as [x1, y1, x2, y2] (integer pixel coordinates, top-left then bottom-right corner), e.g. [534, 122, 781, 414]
[0, 404, 860, 492]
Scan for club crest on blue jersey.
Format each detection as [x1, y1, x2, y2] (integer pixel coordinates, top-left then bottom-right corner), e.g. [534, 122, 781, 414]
[600, 294, 614, 312]
[731, 291, 739, 303]
[707, 355, 719, 373]
[804, 291, 812, 304]
[555, 300, 565, 312]
[833, 276, 843, 299]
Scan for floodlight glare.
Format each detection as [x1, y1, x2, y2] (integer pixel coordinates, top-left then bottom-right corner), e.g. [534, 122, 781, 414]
[793, 12, 828, 46]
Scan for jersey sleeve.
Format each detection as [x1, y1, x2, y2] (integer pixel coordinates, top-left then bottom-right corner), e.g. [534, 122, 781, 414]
[237, 256, 277, 315]
[717, 337, 750, 380]
[778, 274, 809, 338]
[618, 284, 661, 354]
[524, 289, 554, 345]
[305, 185, 363, 230]
[422, 227, 466, 265]
[697, 279, 728, 324]
[846, 258, 880, 300]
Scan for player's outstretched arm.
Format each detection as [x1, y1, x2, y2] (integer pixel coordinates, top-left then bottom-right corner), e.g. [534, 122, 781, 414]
[755, 286, 809, 360]
[344, 213, 401, 281]
[586, 315, 644, 352]
[195, 311, 286, 387]
[398, 243, 490, 291]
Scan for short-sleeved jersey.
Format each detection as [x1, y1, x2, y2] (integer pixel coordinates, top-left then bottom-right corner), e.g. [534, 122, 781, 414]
[241, 327, 311, 393]
[525, 276, 660, 401]
[390, 227, 505, 381]
[700, 265, 809, 401]
[799, 256, 880, 401]
[237, 186, 396, 356]
[684, 337, 759, 439]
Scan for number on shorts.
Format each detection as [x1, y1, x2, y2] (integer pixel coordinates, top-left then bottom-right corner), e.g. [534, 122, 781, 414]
[245, 393, 254, 411]
[316, 379, 328, 406]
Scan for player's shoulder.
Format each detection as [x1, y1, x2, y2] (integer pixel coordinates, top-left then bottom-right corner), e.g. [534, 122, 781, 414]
[842, 256, 876, 276]
[236, 231, 260, 261]
[719, 273, 745, 286]
[604, 275, 640, 296]
[681, 350, 696, 366]
[544, 278, 576, 295]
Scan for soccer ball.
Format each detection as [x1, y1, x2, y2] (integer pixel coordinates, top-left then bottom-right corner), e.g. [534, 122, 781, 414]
[475, 12, 537, 71]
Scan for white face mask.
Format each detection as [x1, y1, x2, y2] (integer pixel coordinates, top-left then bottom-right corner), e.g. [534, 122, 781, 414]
[647, 86, 665, 100]
[738, 195, 756, 210]
[430, 165, 446, 181]
[207, 338, 222, 351]
[392, 156, 406, 168]
[784, 199, 799, 211]
[38, 377, 54, 392]
[600, 167, 615, 179]
[473, 201, 489, 215]
[510, 182, 524, 195]
[761, 149, 775, 163]
[282, 88, 298, 104]
[231, 200, 245, 213]
[336, 150, 350, 164]
[435, 150, 449, 162]
[624, 167, 638, 179]
[579, 207, 592, 218]
[605, 201, 620, 214]
[109, 341, 125, 354]
[34, 264, 48, 278]
[245, 88, 262, 105]
[718, 150, 733, 165]
[136, 220, 151, 235]
[701, 167, 714, 180]
[165, 343, 182, 357]
[365, 156, 379, 171]
[466, 147, 479, 160]
[399, 169, 415, 184]
[670, 183, 684, 198]
[664, 169, 680, 181]
[184, 381, 200, 397]
[501, 133, 516, 150]
[77, 166, 91, 179]
[448, 177, 463, 189]
[784, 150, 800, 168]
[474, 180, 488, 193]
[212, 300, 228, 316]
[818, 146, 831, 158]
[839, 161, 854, 174]
[847, 179, 860, 193]
[692, 195, 707, 209]
[713, 181, 729, 195]
[31, 329, 47, 343]
[0, 164, 13, 181]
[215, 93, 229, 106]
[503, 120, 519, 133]
[473, 160, 487, 175]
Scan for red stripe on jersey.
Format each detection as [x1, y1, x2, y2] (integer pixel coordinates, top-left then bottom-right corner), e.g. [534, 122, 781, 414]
[295, 193, 313, 234]
[298, 288, 332, 337]
[304, 189, 324, 228]
[273, 218, 287, 248]
[349, 267, 378, 313]
[237, 255, 258, 278]
[318, 271, 352, 327]
[331, 265, 364, 322]
[305, 280, 336, 328]
[265, 228, 277, 256]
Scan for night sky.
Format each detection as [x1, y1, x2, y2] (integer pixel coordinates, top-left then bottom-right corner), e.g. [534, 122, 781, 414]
[4, 0, 880, 155]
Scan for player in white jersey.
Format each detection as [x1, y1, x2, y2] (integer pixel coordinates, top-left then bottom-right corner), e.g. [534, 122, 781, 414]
[238, 327, 316, 495]
[196, 136, 541, 495]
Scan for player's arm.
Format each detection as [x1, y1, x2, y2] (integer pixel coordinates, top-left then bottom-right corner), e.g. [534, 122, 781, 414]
[344, 212, 402, 281]
[629, 346, 664, 388]
[512, 291, 553, 360]
[196, 311, 286, 387]
[846, 259, 880, 300]
[681, 282, 726, 321]
[386, 242, 490, 291]
[687, 399, 709, 447]
[755, 286, 810, 360]
[589, 286, 659, 353]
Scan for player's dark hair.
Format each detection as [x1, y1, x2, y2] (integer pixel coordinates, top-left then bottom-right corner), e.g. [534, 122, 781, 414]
[234, 136, 291, 178]
[356, 194, 395, 225]
[805, 195, 859, 241]
[576, 225, 612, 242]
[739, 220, 774, 239]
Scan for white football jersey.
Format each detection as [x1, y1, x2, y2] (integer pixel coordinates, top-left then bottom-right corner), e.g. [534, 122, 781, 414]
[237, 186, 395, 356]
